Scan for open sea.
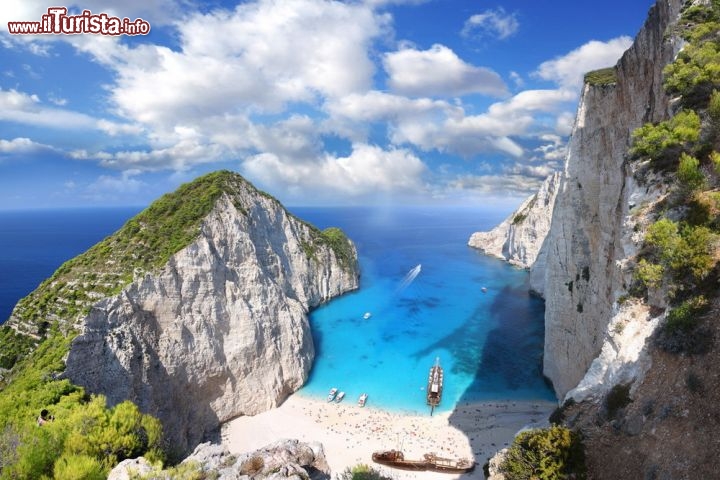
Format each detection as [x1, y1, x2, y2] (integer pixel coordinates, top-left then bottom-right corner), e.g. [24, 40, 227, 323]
[0, 206, 554, 414]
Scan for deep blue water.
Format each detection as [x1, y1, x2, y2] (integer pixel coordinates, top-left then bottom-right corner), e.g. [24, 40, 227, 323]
[0, 206, 554, 413]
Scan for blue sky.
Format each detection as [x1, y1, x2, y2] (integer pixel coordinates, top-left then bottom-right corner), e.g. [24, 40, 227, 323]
[0, 0, 655, 209]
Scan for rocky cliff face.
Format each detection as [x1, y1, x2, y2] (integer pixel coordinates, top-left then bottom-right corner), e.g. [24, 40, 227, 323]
[468, 172, 560, 284]
[538, 0, 683, 399]
[63, 176, 359, 455]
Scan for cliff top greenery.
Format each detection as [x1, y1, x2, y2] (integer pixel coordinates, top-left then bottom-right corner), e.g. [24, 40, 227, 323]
[584, 67, 618, 86]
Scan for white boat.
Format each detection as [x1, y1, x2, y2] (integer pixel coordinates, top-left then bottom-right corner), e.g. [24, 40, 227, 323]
[363, 312, 372, 319]
[327, 388, 338, 402]
[335, 391, 346, 403]
[358, 393, 368, 407]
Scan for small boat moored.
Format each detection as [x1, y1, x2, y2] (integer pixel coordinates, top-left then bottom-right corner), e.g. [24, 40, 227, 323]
[363, 312, 372, 319]
[327, 388, 338, 402]
[335, 391, 346, 403]
[358, 393, 368, 407]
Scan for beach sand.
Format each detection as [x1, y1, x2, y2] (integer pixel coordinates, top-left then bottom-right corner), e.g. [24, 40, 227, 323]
[221, 394, 557, 479]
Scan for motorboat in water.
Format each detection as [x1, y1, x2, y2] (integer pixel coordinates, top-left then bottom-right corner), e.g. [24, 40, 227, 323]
[327, 388, 338, 402]
[358, 393, 368, 407]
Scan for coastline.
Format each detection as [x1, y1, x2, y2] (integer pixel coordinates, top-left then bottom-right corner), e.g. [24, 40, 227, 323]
[221, 394, 556, 479]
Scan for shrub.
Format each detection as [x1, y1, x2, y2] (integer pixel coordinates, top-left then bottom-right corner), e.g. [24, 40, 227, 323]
[634, 258, 664, 290]
[53, 454, 105, 480]
[663, 41, 720, 104]
[664, 296, 708, 334]
[677, 153, 706, 194]
[630, 110, 701, 166]
[338, 464, 392, 480]
[636, 218, 716, 295]
[656, 296, 713, 354]
[604, 384, 632, 419]
[500, 426, 586, 480]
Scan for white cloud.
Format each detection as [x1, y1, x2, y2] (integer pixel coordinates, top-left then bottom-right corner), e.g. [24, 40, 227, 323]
[0, 88, 144, 134]
[85, 170, 146, 198]
[89, 0, 390, 131]
[0, 137, 52, 153]
[71, 140, 226, 171]
[555, 111, 576, 135]
[243, 143, 427, 199]
[388, 88, 575, 157]
[461, 8, 519, 40]
[0, 88, 98, 129]
[536, 36, 633, 90]
[96, 119, 144, 136]
[449, 173, 544, 197]
[383, 44, 508, 97]
[509, 71, 524, 88]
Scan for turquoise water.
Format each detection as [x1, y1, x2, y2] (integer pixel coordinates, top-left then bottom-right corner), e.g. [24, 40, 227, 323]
[290, 207, 555, 413]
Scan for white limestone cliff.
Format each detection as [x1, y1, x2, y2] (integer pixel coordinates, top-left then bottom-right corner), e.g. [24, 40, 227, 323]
[64, 190, 359, 454]
[468, 172, 560, 285]
[538, 0, 683, 399]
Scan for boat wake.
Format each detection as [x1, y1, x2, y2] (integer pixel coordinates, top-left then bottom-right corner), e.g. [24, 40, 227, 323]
[396, 264, 421, 293]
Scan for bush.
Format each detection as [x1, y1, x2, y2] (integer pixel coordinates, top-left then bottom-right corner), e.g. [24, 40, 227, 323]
[663, 41, 720, 104]
[656, 296, 713, 354]
[677, 153, 706, 194]
[53, 454, 105, 480]
[500, 426, 586, 480]
[604, 384, 632, 419]
[636, 219, 716, 295]
[634, 258, 664, 290]
[338, 464, 392, 480]
[664, 296, 708, 334]
[630, 110, 701, 166]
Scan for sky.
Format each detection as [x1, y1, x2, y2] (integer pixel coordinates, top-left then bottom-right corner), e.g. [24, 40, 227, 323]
[0, 0, 656, 210]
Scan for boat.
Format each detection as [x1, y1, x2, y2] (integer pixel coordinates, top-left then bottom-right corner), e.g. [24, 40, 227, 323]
[358, 393, 368, 407]
[335, 391, 346, 403]
[371, 450, 475, 474]
[363, 312, 372, 319]
[426, 357, 443, 415]
[371, 450, 427, 471]
[327, 388, 338, 402]
[424, 453, 476, 474]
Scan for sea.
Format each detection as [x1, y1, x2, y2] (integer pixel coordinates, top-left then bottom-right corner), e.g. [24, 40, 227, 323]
[0, 206, 554, 414]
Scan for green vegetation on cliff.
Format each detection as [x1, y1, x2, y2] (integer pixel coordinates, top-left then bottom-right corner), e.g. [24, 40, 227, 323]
[499, 425, 586, 480]
[630, 1, 720, 354]
[0, 326, 163, 479]
[584, 67, 618, 86]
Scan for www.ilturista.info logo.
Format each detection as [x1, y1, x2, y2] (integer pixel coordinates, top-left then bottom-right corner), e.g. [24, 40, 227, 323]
[7, 7, 151, 36]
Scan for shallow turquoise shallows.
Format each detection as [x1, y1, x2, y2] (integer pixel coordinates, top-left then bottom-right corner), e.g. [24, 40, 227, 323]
[290, 206, 555, 414]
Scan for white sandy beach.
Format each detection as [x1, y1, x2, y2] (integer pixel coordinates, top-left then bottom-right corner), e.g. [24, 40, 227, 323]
[222, 394, 557, 479]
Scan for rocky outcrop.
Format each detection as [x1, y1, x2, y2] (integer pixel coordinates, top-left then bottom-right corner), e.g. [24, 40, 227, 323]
[109, 440, 330, 480]
[64, 180, 359, 455]
[468, 172, 560, 274]
[539, 0, 683, 399]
